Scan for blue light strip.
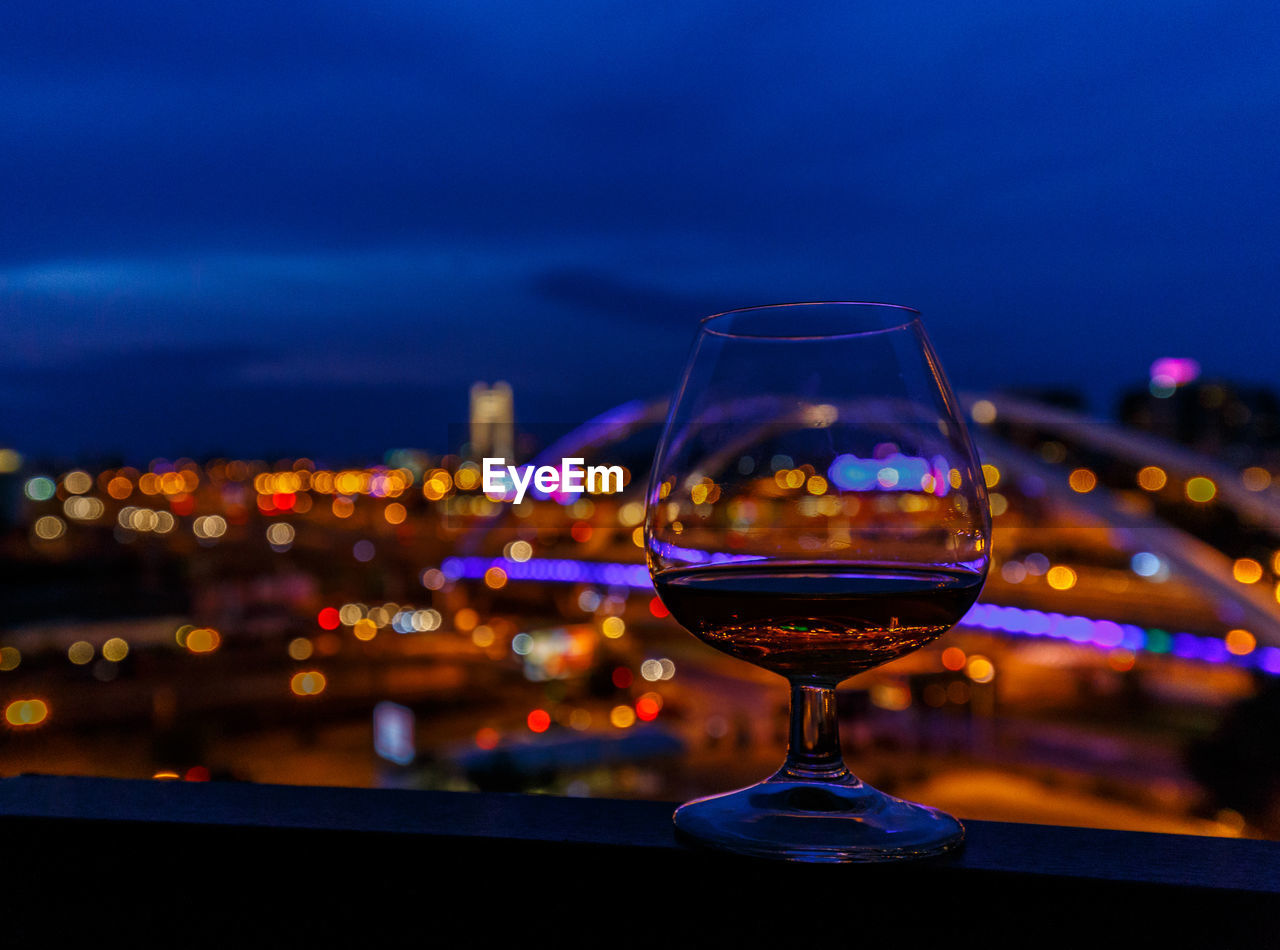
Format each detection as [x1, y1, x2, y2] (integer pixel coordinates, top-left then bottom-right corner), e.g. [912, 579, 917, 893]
[437, 556, 1280, 676]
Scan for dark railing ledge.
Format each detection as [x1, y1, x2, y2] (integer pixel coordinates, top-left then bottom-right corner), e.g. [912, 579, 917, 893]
[3, 774, 1278, 940]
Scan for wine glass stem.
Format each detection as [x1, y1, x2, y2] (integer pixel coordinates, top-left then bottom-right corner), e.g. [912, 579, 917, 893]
[781, 682, 850, 781]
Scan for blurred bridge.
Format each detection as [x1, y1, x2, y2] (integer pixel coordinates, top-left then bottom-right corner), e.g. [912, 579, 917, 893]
[461, 392, 1280, 659]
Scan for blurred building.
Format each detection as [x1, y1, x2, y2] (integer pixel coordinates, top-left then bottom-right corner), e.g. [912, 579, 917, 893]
[469, 382, 515, 461]
[1117, 365, 1280, 468]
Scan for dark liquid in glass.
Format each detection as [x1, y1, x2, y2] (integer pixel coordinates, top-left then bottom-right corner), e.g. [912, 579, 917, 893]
[653, 563, 984, 680]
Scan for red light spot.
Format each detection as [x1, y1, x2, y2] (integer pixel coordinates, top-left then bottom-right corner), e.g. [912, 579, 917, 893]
[570, 521, 592, 543]
[649, 596, 669, 619]
[527, 709, 551, 733]
[184, 765, 211, 782]
[636, 696, 660, 721]
[475, 727, 500, 750]
[317, 607, 340, 630]
[256, 495, 276, 514]
[273, 492, 296, 511]
[611, 667, 633, 689]
[169, 493, 195, 516]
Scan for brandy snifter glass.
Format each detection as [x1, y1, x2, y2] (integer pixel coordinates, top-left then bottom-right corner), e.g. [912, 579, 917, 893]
[646, 302, 990, 862]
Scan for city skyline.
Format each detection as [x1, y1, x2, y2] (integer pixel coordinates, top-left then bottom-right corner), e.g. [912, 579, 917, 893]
[3, 382, 1278, 839]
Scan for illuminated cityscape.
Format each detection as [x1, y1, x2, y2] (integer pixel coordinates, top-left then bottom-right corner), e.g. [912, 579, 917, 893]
[3, 364, 1279, 841]
[2, 4, 1279, 934]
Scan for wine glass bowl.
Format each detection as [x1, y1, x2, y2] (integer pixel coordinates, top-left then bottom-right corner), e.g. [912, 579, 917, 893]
[646, 302, 991, 862]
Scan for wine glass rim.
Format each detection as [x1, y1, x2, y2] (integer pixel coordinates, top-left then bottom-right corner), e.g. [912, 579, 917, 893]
[699, 301, 922, 340]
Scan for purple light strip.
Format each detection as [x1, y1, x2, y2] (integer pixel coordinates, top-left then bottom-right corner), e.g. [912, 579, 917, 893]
[443, 555, 653, 589]
[436, 557, 1280, 676]
[959, 602, 1279, 673]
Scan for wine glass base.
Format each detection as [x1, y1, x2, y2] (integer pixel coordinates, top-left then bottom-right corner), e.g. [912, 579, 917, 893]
[673, 770, 963, 863]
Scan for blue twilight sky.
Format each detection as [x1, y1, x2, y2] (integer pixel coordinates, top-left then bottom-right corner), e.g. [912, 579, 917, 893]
[1, 1, 1278, 461]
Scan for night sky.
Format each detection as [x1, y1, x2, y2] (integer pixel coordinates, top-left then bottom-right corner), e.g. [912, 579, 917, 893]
[2, 2, 1278, 461]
